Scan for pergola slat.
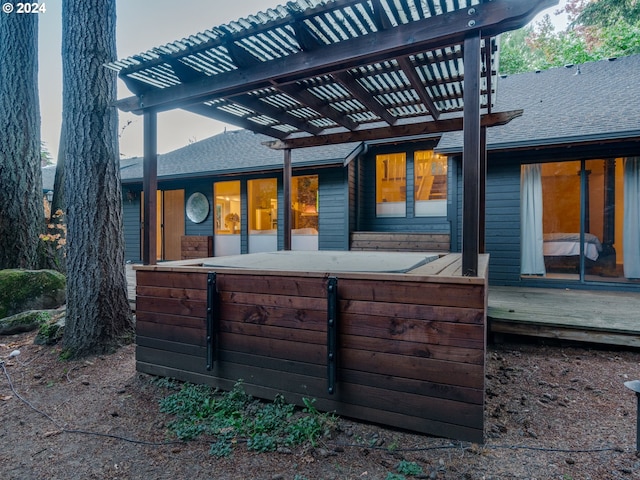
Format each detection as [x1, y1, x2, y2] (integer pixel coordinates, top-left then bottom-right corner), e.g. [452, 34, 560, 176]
[108, 0, 556, 271]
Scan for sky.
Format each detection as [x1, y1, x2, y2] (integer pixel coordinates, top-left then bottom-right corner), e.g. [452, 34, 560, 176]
[35, 0, 568, 163]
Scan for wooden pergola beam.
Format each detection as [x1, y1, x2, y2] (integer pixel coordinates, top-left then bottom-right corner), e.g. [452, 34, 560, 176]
[115, 0, 555, 114]
[264, 110, 522, 150]
[397, 56, 441, 120]
[332, 71, 398, 126]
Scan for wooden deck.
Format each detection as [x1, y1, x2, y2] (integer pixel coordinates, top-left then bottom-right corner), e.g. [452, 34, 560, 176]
[489, 287, 640, 348]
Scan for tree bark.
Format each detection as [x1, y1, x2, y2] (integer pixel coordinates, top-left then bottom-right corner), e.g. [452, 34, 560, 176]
[0, 13, 43, 269]
[62, 0, 133, 356]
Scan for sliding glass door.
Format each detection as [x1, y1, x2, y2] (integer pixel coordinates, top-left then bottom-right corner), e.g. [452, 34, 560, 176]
[521, 158, 640, 282]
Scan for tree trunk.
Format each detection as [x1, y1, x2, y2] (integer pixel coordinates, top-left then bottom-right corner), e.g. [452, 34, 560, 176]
[62, 0, 133, 356]
[0, 14, 43, 269]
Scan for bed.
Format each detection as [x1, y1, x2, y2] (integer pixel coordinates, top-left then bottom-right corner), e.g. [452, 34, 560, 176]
[543, 232, 603, 272]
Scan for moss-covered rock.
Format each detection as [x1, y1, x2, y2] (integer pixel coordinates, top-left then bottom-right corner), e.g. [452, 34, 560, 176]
[35, 313, 65, 345]
[0, 269, 66, 319]
[0, 310, 52, 335]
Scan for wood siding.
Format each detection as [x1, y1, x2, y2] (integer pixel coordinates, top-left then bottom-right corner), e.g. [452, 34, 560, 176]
[134, 254, 488, 444]
[350, 232, 450, 252]
[181, 235, 213, 260]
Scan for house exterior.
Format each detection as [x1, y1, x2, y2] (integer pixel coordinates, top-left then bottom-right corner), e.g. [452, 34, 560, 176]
[115, 55, 638, 291]
[439, 54, 640, 290]
[120, 130, 362, 261]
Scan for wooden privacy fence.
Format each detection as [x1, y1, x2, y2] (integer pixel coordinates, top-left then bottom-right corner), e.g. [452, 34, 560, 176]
[135, 253, 487, 443]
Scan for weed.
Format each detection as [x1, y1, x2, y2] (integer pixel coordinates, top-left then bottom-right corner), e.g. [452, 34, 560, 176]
[58, 349, 72, 360]
[385, 474, 406, 480]
[157, 380, 338, 457]
[396, 460, 424, 476]
[149, 376, 179, 390]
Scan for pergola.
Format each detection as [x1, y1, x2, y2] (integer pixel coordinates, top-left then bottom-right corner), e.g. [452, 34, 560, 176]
[108, 0, 555, 273]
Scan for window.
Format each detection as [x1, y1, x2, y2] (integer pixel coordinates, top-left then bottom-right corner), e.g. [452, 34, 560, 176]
[248, 178, 277, 253]
[292, 175, 319, 251]
[214, 181, 241, 256]
[520, 158, 640, 282]
[214, 181, 241, 235]
[376, 152, 406, 217]
[414, 150, 447, 216]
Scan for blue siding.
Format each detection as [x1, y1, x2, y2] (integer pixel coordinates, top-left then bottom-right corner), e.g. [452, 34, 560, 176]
[485, 161, 521, 285]
[453, 156, 522, 284]
[319, 168, 349, 250]
[184, 180, 214, 237]
[122, 189, 141, 262]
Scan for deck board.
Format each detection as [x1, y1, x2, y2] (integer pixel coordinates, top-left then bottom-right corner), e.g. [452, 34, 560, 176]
[489, 286, 640, 347]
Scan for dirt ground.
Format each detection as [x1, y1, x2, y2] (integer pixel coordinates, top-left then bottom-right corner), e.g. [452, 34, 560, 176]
[2, 331, 640, 480]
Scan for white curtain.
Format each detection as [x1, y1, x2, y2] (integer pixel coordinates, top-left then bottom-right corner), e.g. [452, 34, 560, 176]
[623, 157, 640, 279]
[520, 164, 546, 275]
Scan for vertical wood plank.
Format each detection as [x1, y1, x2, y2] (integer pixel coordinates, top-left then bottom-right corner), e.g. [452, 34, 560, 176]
[480, 126, 487, 254]
[462, 32, 481, 276]
[143, 110, 158, 265]
[283, 148, 292, 251]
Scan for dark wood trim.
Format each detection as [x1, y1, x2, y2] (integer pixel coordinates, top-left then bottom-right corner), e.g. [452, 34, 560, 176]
[480, 126, 487, 254]
[283, 149, 292, 250]
[115, 0, 554, 114]
[397, 56, 440, 120]
[264, 110, 522, 150]
[142, 111, 158, 265]
[462, 33, 481, 276]
[333, 71, 397, 126]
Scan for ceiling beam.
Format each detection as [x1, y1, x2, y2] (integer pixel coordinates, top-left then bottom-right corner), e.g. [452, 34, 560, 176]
[396, 56, 441, 120]
[228, 93, 324, 135]
[184, 104, 290, 139]
[264, 110, 523, 149]
[276, 83, 359, 131]
[332, 71, 398, 125]
[115, 0, 556, 114]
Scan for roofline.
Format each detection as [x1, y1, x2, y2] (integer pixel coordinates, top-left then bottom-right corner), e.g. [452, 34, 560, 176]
[435, 130, 640, 155]
[120, 157, 352, 185]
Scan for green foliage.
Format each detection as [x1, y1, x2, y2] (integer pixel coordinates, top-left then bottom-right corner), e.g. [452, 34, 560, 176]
[41, 142, 53, 167]
[59, 349, 72, 360]
[385, 474, 406, 480]
[499, 3, 640, 75]
[574, 0, 640, 28]
[158, 381, 338, 457]
[396, 460, 424, 476]
[35, 313, 63, 345]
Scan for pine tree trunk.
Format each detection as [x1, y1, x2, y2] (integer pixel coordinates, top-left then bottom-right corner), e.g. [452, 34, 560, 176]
[62, 0, 133, 356]
[0, 14, 43, 269]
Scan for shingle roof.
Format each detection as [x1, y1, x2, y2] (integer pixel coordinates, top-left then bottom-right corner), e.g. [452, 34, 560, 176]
[436, 54, 640, 153]
[120, 128, 361, 182]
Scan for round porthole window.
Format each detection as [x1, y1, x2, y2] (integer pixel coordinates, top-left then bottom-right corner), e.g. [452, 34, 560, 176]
[186, 192, 210, 224]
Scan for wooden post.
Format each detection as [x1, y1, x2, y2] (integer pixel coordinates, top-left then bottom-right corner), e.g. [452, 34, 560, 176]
[283, 148, 292, 251]
[462, 32, 481, 276]
[143, 110, 158, 265]
[480, 126, 487, 254]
